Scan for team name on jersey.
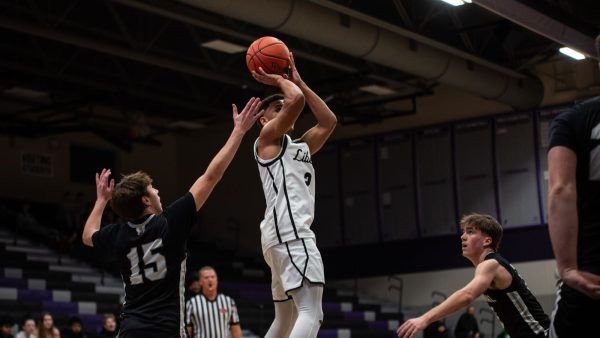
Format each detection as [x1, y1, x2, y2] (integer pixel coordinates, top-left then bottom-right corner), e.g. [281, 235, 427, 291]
[293, 149, 312, 164]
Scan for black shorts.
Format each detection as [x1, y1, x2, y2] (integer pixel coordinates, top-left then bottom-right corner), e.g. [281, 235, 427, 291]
[550, 283, 600, 338]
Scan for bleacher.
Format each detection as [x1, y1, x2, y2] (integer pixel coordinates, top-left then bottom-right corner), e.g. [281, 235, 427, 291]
[0, 223, 401, 337]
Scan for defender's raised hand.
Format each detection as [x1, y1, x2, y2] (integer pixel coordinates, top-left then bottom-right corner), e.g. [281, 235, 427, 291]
[232, 97, 263, 133]
[95, 168, 115, 202]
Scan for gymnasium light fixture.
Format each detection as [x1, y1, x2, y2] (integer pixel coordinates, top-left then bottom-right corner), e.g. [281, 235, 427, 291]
[558, 47, 586, 60]
[359, 84, 396, 96]
[438, 0, 471, 6]
[201, 39, 246, 54]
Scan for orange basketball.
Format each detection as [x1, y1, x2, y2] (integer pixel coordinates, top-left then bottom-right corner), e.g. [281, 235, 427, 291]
[246, 36, 290, 75]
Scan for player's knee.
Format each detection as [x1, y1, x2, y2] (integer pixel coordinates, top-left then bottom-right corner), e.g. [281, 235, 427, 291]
[298, 308, 323, 327]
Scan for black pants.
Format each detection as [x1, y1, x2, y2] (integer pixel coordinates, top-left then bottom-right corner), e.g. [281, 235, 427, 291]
[551, 283, 600, 338]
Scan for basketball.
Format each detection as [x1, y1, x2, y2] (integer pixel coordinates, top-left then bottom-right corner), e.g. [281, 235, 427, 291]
[246, 36, 290, 75]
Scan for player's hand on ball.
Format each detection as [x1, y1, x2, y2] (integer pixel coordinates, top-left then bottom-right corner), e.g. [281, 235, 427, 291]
[252, 67, 285, 87]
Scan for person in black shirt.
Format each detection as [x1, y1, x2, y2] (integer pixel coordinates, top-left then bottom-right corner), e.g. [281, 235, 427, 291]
[82, 97, 263, 338]
[547, 34, 600, 338]
[397, 214, 549, 338]
[0, 315, 15, 338]
[454, 305, 481, 338]
[97, 314, 117, 338]
[423, 320, 448, 338]
[60, 316, 88, 338]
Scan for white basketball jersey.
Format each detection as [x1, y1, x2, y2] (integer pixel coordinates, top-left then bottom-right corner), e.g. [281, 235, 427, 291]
[254, 134, 316, 252]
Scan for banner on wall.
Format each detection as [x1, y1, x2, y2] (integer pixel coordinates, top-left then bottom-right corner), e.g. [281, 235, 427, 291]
[21, 152, 53, 177]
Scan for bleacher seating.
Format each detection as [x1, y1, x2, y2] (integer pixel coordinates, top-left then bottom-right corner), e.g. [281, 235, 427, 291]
[0, 223, 402, 338]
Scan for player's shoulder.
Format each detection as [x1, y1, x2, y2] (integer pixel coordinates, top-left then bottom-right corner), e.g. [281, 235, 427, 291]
[561, 96, 600, 121]
[577, 95, 600, 110]
[478, 257, 501, 271]
[479, 253, 505, 272]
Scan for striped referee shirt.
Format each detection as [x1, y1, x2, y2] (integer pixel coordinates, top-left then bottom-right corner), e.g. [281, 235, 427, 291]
[185, 293, 240, 338]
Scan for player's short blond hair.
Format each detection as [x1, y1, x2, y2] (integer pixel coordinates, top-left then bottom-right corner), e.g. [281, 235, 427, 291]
[460, 213, 503, 251]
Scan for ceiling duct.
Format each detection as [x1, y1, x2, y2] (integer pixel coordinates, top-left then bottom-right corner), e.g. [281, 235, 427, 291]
[177, 0, 544, 110]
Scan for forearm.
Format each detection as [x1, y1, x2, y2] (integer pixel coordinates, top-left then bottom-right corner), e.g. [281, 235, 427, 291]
[548, 183, 579, 276]
[205, 128, 245, 180]
[189, 127, 245, 209]
[230, 324, 242, 338]
[82, 200, 108, 246]
[298, 81, 336, 128]
[277, 78, 305, 125]
[422, 290, 474, 325]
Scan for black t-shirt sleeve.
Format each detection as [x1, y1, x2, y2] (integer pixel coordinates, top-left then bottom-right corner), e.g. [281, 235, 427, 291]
[91, 223, 119, 259]
[163, 192, 197, 240]
[548, 109, 577, 151]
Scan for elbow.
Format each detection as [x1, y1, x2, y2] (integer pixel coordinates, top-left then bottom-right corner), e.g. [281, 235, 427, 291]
[549, 183, 571, 197]
[458, 289, 476, 306]
[82, 233, 93, 247]
[548, 182, 575, 206]
[326, 115, 337, 131]
[464, 293, 475, 305]
[288, 91, 305, 111]
[203, 172, 223, 187]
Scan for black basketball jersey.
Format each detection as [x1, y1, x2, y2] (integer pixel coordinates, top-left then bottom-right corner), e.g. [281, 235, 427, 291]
[92, 192, 197, 337]
[548, 96, 600, 274]
[483, 252, 549, 338]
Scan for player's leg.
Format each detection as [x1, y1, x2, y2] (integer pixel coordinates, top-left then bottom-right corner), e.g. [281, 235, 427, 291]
[288, 280, 324, 338]
[264, 299, 297, 338]
[264, 244, 298, 338]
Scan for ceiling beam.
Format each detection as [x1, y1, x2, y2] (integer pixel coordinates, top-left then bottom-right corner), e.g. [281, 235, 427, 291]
[0, 59, 221, 117]
[473, 0, 596, 59]
[111, 0, 419, 91]
[0, 15, 261, 90]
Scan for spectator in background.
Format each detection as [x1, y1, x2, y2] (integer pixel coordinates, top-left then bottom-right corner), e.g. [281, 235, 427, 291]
[185, 277, 201, 302]
[17, 201, 59, 247]
[60, 317, 87, 338]
[423, 320, 448, 338]
[97, 314, 117, 338]
[15, 317, 36, 338]
[454, 306, 481, 338]
[56, 192, 76, 234]
[37, 313, 59, 338]
[1, 315, 15, 338]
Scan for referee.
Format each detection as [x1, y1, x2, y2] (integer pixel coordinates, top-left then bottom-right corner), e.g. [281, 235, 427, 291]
[185, 266, 241, 338]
